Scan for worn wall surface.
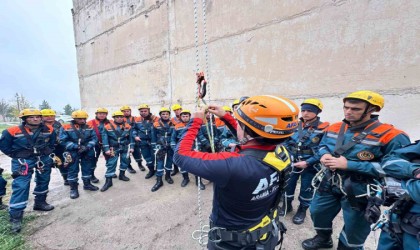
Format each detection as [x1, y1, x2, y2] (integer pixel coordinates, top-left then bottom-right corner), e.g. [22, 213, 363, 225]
[72, 0, 420, 139]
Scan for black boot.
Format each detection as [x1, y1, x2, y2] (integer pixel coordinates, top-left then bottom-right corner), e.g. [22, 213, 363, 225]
[165, 171, 174, 184]
[10, 211, 24, 233]
[69, 182, 79, 199]
[119, 170, 130, 181]
[151, 176, 163, 192]
[278, 200, 293, 216]
[83, 179, 99, 191]
[33, 195, 54, 211]
[91, 172, 99, 183]
[145, 169, 155, 179]
[100, 177, 113, 192]
[62, 174, 69, 186]
[112, 174, 117, 178]
[171, 165, 179, 176]
[302, 230, 333, 250]
[181, 173, 190, 187]
[293, 205, 308, 225]
[127, 164, 137, 174]
[195, 176, 205, 190]
[0, 197, 8, 210]
[138, 162, 146, 171]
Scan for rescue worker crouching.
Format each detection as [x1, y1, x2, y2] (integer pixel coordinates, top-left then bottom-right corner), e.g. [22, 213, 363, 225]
[174, 95, 299, 250]
[151, 107, 175, 192]
[170, 109, 193, 187]
[100, 111, 134, 192]
[87, 107, 111, 182]
[302, 91, 410, 250]
[59, 110, 99, 199]
[133, 104, 159, 179]
[170, 103, 183, 176]
[280, 99, 329, 225]
[377, 141, 420, 250]
[121, 105, 145, 173]
[41, 108, 68, 185]
[0, 109, 56, 233]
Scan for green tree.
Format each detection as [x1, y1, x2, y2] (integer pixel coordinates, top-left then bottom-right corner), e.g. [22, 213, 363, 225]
[0, 99, 10, 122]
[39, 100, 51, 110]
[63, 104, 75, 115]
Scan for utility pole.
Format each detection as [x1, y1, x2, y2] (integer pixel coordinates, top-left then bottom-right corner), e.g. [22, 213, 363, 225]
[15, 93, 20, 112]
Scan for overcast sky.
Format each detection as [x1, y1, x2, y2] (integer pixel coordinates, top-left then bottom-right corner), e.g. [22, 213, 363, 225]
[0, 0, 80, 113]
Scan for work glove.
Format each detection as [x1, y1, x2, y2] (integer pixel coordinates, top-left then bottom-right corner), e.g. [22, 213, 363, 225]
[78, 145, 88, 154]
[364, 196, 383, 224]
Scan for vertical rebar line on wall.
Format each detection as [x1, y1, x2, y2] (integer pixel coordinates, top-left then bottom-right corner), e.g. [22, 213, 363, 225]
[166, 0, 174, 106]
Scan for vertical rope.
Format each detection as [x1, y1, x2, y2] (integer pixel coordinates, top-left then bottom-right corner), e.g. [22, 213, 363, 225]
[193, 0, 201, 108]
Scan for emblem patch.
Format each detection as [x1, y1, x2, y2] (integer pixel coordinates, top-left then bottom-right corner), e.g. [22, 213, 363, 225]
[311, 137, 320, 143]
[357, 150, 374, 160]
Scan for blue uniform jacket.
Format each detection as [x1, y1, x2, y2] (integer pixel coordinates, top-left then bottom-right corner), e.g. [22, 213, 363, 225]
[151, 118, 174, 149]
[101, 121, 134, 152]
[0, 124, 56, 159]
[59, 122, 98, 151]
[132, 115, 158, 143]
[318, 116, 410, 178]
[283, 117, 329, 166]
[382, 141, 420, 213]
[173, 113, 287, 230]
[197, 119, 221, 151]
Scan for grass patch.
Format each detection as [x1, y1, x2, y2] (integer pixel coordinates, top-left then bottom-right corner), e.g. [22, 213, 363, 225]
[0, 210, 37, 250]
[0, 172, 37, 250]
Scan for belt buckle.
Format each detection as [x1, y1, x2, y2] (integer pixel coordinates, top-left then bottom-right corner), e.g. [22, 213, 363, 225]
[208, 227, 225, 243]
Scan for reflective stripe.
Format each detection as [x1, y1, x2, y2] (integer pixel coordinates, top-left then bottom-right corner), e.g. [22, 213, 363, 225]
[326, 133, 381, 146]
[10, 201, 28, 208]
[82, 175, 91, 178]
[157, 169, 164, 172]
[263, 95, 297, 113]
[299, 196, 312, 201]
[372, 162, 386, 177]
[340, 231, 365, 247]
[286, 195, 294, 198]
[314, 227, 332, 230]
[67, 177, 77, 181]
[33, 190, 48, 195]
[383, 159, 409, 169]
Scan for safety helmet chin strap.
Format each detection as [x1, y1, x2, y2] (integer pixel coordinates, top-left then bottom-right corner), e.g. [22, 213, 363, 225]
[352, 103, 377, 124]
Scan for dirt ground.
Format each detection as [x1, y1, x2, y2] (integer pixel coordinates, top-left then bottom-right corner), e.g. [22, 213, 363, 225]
[0, 154, 379, 250]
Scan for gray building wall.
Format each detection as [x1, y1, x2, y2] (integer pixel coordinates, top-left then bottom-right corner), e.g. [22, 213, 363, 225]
[72, 0, 420, 139]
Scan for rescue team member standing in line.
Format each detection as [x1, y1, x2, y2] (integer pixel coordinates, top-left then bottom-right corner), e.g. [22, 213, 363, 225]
[59, 110, 99, 199]
[150, 107, 174, 192]
[170, 103, 183, 176]
[133, 104, 159, 179]
[280, 99, 329, 225]
[220, 106, 239, 152]
[378, 142, 420, 250]
[120, 105, 145, 173]
[0, 109, 56, 233]
[87, 108, 111, 182]
[302, 91, 410, 250]
[100, 111, 134, 192]
[174, 95, 299, 250]
[41, 109, 68, 185]
[170, 109, 193, 187]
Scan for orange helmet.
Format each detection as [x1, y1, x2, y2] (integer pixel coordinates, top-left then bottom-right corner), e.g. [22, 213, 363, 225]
[234, 95, 299, 139]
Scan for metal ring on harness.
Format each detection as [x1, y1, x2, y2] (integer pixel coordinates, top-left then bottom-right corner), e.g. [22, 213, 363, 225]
[207, 227, 226, 243]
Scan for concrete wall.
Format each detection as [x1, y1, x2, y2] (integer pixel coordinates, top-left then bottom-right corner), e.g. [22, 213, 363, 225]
[72, 0, 420, 139]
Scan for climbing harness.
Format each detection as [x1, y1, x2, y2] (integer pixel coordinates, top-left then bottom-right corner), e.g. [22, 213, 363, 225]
[15, 159, 29, 177]
[63, 152, 73, 167]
